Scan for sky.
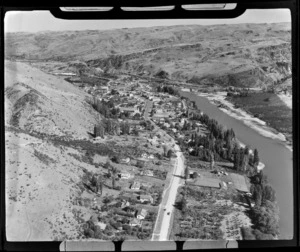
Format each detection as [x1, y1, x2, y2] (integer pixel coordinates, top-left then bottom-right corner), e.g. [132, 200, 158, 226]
[5, 9, 291, 33]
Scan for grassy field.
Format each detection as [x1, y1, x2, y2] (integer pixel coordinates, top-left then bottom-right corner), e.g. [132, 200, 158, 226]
[226, 92, 292, 142]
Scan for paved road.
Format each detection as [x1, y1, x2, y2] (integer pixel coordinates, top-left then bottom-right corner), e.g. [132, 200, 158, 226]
[142, 98, 185, 240]
[152, 144, 185, 241]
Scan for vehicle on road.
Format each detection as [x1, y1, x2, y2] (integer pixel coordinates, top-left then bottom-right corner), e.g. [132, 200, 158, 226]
[167, 212, 170, 215]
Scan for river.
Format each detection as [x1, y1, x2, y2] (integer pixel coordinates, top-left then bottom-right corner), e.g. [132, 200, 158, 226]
[180, 91, 293, 239]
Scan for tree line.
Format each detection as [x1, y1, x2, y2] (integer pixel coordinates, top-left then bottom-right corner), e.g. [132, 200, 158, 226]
[88, 96, 142, 120]
[156, 85, 179, 96]
[176, 112, 260, 174]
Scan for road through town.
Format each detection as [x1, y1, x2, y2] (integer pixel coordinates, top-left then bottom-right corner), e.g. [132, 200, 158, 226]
[143, 98, 185, 241]
[152, 144, 185, 241]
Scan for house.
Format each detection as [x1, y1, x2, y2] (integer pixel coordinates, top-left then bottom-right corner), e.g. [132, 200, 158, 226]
[220, 181, 228, 189]
[121, 200, 130, 209]
[148, 154, 155, 159]
[95, 222, 107, 230]
[141, 153, 148, 159]
[131, 181, 141, 190]
[122, 206, 136, 215]
[129, 218, 142, 227]
[118, 172, 132, 179]
[139, 195, 154, 204]
[121, 157, 131, 164]
[188, 147, 195, 153]
[163, 123, 170, 128]
[136, 209, 148, 220]
[143, 170, 154, 177]
[119, 106, 138, 116]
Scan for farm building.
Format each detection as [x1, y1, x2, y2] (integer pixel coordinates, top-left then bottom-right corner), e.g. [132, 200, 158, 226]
[230, 173, 249, 193]
[188, 177, 221, 189]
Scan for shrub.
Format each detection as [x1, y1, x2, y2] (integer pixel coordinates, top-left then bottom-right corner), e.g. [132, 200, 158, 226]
[136, 160, 145, 168]
[111, 156, 120, 163]
[84, 228, 95, 238]
[114, 186, 122, 191]
[252, 229, 275, 240]
[241, 227, 256, 240]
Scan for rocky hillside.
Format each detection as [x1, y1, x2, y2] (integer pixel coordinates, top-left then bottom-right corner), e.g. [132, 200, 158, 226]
[6, 22, 291, 88]
[5, 61, 103, 240]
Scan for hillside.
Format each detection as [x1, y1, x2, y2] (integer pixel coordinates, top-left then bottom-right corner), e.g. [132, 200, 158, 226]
[5, 61, 102, 241]
[6, 23, 291, 88]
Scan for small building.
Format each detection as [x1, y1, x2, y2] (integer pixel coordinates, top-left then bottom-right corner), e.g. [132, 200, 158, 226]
[143, 170, 154, 177]
[136, 209, 148, 220]
[121, 157, 131, 164]
[139, 195, 154, 204]
[131, 181, 141, 190]
[129, 218, 142, 227]
[220, 181, 228, 190]
[118, 172, 132, 179]
[119, 106, 138, 115]
[121, 201, 130, 209]
[122, 206, 136, 215]
[95, 222, 107, 230]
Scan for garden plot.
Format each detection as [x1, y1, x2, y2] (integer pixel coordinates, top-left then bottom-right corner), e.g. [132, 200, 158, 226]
[216, 200, 252, 240]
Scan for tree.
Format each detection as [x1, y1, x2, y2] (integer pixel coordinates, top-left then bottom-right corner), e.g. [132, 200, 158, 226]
[233, 145, 240, 170]
[185, 166, 189, 179]
[252, 229, 275, 240]
[104, 160, 111, 169]
[253, 149, 260, 166]
[111, 155, 120, 164]
[262, 184, 276, 202]
[124, 122, 130, 135]
[241, 146, 250, 172]
[136, 160, 145, 168]
[177, 197, 187, 212]
[167, 149, 173, 159]
[249, 206, 280, 236]
[252, 184, 263, 206]
[163, 145, 169, 157]
[209, 151, 215, 170]
[110, 166, 117, 189]
[84, 228, 95, 238]
[97, 175, 103, 196]
[192, 172, 198, 180]
[241, 227, 256, 240]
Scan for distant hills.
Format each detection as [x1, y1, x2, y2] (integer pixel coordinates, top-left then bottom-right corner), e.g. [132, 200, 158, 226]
[5, 23, 291, 88]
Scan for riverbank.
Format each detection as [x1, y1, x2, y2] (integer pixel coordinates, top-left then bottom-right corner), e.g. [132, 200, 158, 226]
[277, 93, 292, 109]
[186, 90, 292, 152]
[179, 89, 293, 239]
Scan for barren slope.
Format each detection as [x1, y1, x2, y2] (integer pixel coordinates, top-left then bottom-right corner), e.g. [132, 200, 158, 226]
[5, 60, 99, 138]
[5, 61, 102, 241]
